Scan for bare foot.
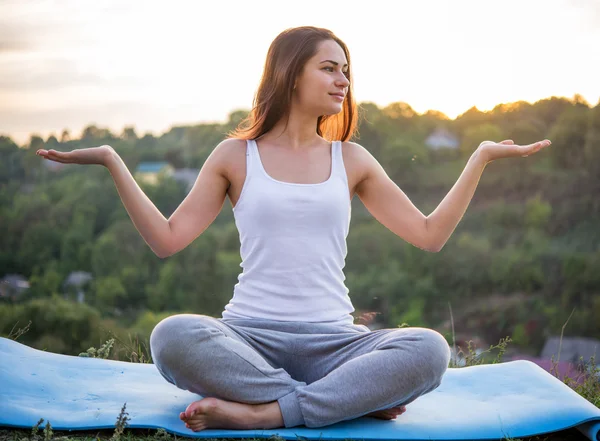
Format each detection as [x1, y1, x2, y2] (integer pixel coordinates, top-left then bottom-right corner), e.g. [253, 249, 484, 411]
[179, 397, 282, 432]
[367, 405, 406, 420]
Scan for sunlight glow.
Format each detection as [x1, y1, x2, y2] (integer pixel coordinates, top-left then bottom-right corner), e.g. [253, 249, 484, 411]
[0, 0, 598, 144]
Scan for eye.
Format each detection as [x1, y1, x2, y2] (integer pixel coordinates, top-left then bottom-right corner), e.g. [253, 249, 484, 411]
[322, 66, 350, 78]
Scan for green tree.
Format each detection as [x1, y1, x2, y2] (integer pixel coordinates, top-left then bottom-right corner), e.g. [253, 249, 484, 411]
[121, 126, 139, 142]
[0, 297, 104, 354]
[17, 223, 62, 274]
[91, 220, 149, 277]
[524, 194, 552, 231]
[583, 99, 600, 180]
[146, 231, 223, 315]
[92, 276, 128, 314]
[548, 105, 589, 169]
[380, 137, 431, 185]
[460, 123, 504, 157]
[26, 261, 63, 299]
[0, 136, 25, 183]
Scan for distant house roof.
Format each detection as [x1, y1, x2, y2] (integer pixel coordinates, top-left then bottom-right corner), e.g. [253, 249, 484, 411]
[0, 274, 30, 299]
[172, 168, 199, 180]
[425, 128, 460, 150]
[541, 336, 600, 365]
[1, 274, 29, 288]
[135, 162, 171, 173]
[63, 271, 93, 287]
[172, 168, 199, 191]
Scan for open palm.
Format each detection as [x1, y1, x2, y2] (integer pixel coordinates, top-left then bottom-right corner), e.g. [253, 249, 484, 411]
[36, 145, 114, 166]
[479, 139, 551, 163]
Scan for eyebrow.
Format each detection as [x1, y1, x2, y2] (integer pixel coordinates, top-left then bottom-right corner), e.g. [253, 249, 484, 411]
[320, 60, 349, 69]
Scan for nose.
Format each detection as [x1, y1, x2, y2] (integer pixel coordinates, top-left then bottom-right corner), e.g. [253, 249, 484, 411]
[336, 73, 350, 89]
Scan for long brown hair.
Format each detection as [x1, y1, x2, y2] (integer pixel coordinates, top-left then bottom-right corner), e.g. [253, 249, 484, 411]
[227, 26, 358, 142]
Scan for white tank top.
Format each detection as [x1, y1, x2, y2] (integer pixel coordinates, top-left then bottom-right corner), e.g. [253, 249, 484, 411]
[221, 138, 356, 325]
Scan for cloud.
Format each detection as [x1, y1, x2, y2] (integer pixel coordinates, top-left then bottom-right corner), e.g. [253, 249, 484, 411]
[0, 99, 156, 129]
[0, 99, 178, 145]
[0, 21, 40, 53]
[0, 1, 122, 55]
[0, 57, 139, 91]
[0, 40, 32, 53]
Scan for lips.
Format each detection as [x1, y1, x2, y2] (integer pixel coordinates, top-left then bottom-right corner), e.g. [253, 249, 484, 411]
[329, 93, 345, 98]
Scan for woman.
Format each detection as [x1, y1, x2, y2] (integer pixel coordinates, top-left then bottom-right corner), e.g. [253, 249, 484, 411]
[36, 26, 550, 432]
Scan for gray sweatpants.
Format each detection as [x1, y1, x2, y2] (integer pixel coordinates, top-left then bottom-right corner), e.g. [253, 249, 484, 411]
[149, 314, 451, 428]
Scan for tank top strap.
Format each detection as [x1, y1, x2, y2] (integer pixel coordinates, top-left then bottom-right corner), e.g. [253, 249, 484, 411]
[246, 138, 344, 182]
[332, 140, 347, 180]
[245, 139, 261, 177]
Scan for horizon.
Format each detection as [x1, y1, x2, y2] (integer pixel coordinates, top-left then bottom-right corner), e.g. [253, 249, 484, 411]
[1, 0, 599, 146]
[2, 93, 593, 147]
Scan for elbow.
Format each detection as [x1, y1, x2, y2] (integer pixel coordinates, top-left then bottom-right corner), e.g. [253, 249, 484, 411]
[428, 237, 446, 252]
[426, 237, 443, 253]
[428, 243, 442, 253]
[154, 243, 173, 259]
[154, 250, 170, 259]
[424, 218, 441, 252]
[155, 222, 174, 258]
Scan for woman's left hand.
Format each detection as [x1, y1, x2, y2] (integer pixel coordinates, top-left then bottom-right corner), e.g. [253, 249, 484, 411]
[477, 139, 551, 163]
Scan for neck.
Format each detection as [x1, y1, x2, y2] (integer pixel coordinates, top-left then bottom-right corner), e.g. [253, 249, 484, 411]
[260, 107, 324, 150]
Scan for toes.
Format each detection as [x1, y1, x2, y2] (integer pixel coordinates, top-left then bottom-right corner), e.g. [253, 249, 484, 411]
[186, 421, 204, 431]
[378, 411, 395, 419]
[184, 402, 198, 417]
[374, 415, 392, 420]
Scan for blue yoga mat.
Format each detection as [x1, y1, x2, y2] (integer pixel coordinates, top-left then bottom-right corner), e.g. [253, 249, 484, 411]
[1, 336, 599, 440]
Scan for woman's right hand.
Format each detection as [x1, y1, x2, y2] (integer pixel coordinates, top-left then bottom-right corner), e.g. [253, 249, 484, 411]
[36, 144, 116, 167]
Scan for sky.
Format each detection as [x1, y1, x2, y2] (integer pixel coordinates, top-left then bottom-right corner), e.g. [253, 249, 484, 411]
[1, 0, 599, 146]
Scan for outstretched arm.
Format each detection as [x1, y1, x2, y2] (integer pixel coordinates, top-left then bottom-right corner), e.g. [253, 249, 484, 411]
[37, 139, 234, 258]
[424, 148, 487, 252]
[354, 142, 433, 252]
[353, 138, 551, 252]
[103, 151, 174, 257]
[104, 142, 231, 258]
[426, 139, 551, 251]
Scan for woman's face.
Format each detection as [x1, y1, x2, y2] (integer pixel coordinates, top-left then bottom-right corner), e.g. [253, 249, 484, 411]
[293, 39, 350, 117]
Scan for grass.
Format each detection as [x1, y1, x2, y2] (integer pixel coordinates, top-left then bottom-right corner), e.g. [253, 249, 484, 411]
[1, 317, 599, 441]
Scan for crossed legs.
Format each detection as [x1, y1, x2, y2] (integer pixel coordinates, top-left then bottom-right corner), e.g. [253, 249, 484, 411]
[150, 314, 450, 431]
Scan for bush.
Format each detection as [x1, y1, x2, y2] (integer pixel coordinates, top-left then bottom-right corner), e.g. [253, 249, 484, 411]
[0, 297, 103, 354]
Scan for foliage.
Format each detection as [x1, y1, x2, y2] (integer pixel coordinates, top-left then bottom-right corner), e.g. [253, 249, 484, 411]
[0, 94, 599, 361]
[111, 403, 130, 441]
[78, 338, 115, 359]
[449, 336, 512, 368]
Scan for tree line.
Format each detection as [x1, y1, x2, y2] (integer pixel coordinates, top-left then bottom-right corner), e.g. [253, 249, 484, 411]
[1, 94, 599, 359]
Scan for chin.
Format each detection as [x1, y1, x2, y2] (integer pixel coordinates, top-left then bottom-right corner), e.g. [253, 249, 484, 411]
[322, 105, 344, 116]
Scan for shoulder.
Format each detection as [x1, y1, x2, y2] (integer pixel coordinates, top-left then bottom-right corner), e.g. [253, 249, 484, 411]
[340, 140, 381, 185]
[207, 137, 247, 166]
[210, 137, 248, 180]
[340, 140, 373, 162]
[214, 137, 247, 157]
